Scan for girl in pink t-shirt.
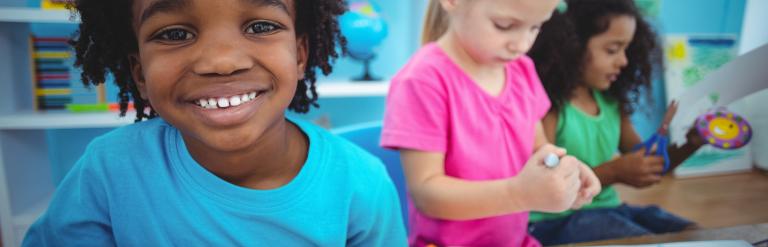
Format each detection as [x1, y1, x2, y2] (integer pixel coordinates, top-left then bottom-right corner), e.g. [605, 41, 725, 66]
[381, 0, 601, 246]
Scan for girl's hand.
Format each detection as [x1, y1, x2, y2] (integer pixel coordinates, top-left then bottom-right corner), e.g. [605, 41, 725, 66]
[570, 163, 601, 209]
[511, 144, 582, 213]
[603, 149, 664, 188]
[685, 125, 707, 147]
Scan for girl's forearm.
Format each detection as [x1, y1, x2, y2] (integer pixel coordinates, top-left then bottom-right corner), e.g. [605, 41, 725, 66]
[408, 175, 530, 221]
[593, 161, 618, 186]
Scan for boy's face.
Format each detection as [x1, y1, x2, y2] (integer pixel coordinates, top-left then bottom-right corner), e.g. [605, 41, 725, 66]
[130, 0, 307, 153]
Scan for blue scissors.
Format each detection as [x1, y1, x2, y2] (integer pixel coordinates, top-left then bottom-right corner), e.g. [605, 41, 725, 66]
[632, 101, 678, 174]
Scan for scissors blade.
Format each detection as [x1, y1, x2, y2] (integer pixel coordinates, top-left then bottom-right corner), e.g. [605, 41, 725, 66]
[659, 100, 679, 134]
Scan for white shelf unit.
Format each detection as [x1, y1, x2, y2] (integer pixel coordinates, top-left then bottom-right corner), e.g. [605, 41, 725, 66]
[0, 7, 76, 24]
[0, 7, 390, 247]
[0, 80, 389, 130]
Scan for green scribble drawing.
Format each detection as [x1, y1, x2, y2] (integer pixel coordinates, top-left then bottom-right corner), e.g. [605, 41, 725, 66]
[680, 149, 746, 168]
[709, 92, 720, 104]
[683, 67, 705, 86]
[681, 43, 735, 87]
[693, 46, 734, 70]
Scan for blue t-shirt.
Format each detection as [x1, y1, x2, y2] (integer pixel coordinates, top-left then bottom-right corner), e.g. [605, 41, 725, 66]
[23, 118, 406, 246]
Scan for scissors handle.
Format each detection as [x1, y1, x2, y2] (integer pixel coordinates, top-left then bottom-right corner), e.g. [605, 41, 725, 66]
[632, 133, 671, 174]
[659, 136, 670, 174]
[632, 134, 657, 154]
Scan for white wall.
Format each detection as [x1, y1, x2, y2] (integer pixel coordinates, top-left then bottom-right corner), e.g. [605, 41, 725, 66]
[739, 0, 768, 170]
[738, 0, 768, 55]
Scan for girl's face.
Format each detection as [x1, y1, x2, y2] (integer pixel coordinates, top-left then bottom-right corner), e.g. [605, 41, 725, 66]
[582, 15, 636, 90]
[443, 0, 558, 65]
[130, 0, 307, 153]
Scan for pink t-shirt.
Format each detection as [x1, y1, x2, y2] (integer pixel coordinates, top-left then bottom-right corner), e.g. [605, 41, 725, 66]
[381, 43, 550, 247]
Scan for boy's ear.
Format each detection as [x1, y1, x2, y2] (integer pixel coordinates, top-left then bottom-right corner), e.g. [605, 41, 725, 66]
[129, 54, 149, 100]
[296, 35, 308, 80]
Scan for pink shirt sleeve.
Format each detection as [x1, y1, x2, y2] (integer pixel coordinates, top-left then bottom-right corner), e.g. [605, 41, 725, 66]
[520, 56, 551, 120]
[381, 76, 448, 153]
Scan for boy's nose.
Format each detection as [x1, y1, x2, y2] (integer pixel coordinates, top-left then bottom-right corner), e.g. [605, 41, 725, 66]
[193, 40, 254, 76]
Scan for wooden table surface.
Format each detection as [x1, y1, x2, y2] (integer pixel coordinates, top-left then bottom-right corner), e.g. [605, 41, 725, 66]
[571, 223, 768, 246]
[559, 169, 768, 246]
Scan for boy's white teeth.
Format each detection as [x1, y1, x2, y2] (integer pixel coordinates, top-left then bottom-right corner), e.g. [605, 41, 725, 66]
[197, 91, 260, 109]
[229, 95, 242, 106]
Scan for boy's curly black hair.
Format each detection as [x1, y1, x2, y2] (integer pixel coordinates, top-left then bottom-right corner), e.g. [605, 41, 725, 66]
[68, 0, 347, 122]
[528, 0, 662, 115]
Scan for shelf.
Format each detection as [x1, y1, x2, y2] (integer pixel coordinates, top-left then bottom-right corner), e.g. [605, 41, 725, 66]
[0, 81, 389, 130]
[317, 80, 389, 97]
[0, 111, 134, 130]
[0, 7, 77, 24]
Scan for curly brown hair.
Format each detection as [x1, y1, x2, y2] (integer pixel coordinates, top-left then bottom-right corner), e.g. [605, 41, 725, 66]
[528, 0, 662, 114]
[68, 0, 347, 121]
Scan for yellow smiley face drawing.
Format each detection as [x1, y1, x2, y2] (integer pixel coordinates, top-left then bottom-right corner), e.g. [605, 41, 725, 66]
[709, 117, 739, 140]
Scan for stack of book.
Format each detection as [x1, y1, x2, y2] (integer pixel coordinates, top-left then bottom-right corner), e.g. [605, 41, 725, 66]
[30, 36, 113, 112]
[31, 36, 74, 110]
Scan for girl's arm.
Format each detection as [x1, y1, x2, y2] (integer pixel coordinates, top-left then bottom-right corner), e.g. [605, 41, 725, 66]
[400, 150, 530, 220]
[400, 143, 582, 220]
[596, 114, 704, 188]
[594, 114, 663, 187]
[540, 110, 559, 145]
[616, 113, 705, 172]
[617, 113, 644, 153]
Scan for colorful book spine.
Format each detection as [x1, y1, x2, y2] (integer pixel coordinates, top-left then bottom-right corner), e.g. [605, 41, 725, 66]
[30, 35, 116, 113]
[31, 36, 73, 110]
[40, 0, 70, 9]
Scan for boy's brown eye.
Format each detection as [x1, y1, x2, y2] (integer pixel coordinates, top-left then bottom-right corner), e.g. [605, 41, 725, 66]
[246, 21, 281, 34]
[157, 29, 194, 41]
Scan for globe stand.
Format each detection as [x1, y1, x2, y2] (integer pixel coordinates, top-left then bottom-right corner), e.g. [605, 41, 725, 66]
[351, 54, 380, 82]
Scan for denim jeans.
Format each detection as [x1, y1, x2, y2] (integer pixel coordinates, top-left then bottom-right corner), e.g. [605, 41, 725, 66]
[528, 204, 695, 246]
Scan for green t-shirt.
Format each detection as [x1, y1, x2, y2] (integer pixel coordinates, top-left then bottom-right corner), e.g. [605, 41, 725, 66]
[529, 90, 623, 222]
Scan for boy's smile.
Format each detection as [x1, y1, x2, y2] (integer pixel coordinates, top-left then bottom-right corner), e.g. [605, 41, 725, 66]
[183, 80, 270, 128]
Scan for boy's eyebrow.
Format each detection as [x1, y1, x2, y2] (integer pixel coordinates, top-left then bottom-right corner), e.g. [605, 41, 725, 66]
[139, 0, 189, 25]
[139, 0, 289, 25]
[248, 0, 289, 14]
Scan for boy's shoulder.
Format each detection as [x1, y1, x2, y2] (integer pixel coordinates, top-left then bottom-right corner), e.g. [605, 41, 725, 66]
[85, 118, 171, 157]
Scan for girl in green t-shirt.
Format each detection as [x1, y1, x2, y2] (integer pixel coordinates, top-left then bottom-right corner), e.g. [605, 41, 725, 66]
[527, 0, 706, 245]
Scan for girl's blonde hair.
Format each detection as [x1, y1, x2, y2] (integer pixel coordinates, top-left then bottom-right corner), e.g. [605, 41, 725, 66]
[420, 0, 449, 45]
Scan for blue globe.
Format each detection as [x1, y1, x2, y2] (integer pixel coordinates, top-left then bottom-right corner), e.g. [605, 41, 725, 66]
[340, 1, 388, 60]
